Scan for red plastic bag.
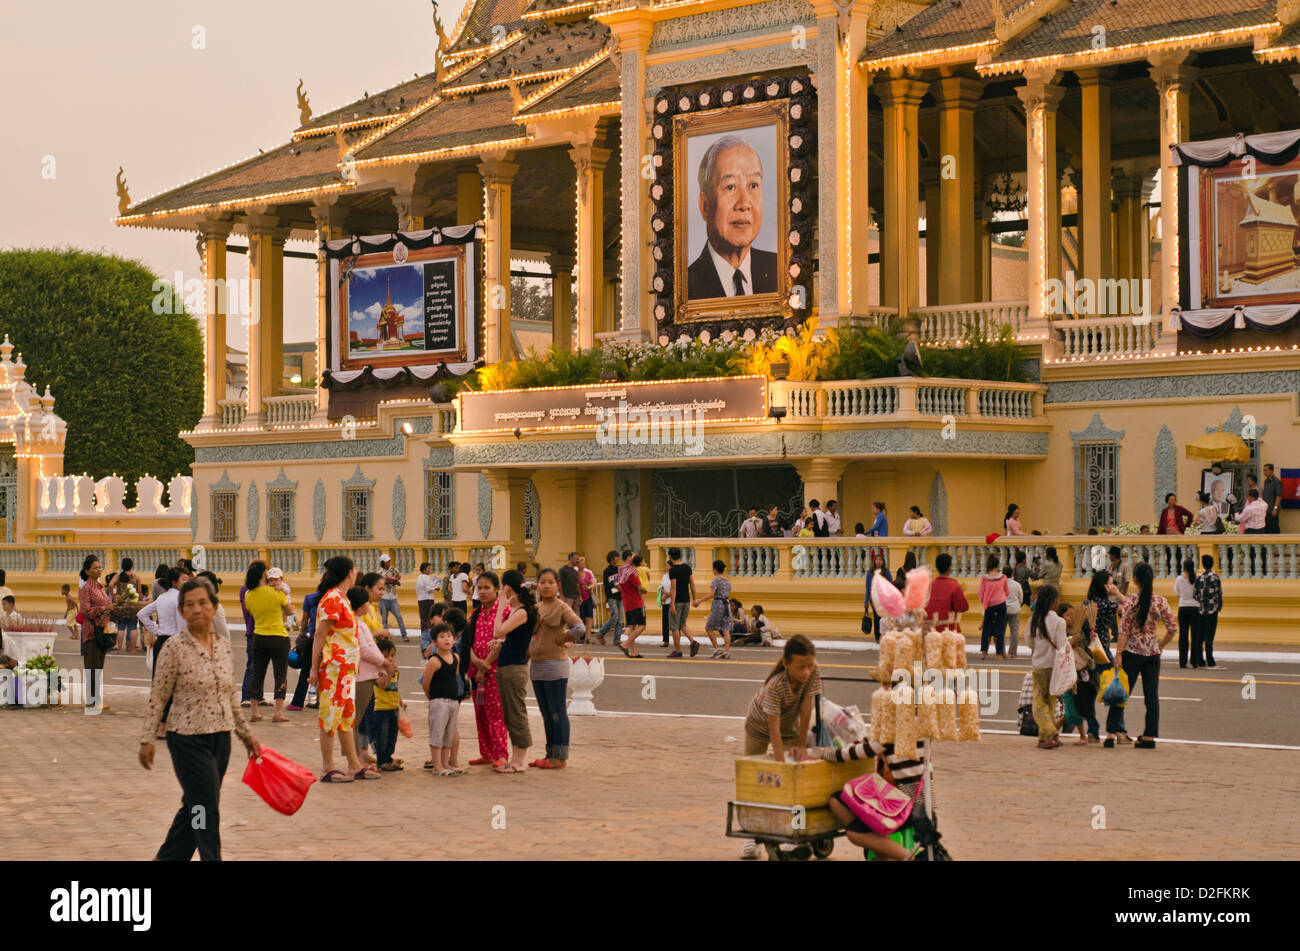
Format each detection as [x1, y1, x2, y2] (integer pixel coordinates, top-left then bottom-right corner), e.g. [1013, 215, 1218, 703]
[242, 746, 316, 816]
[398, 713, 414, 739]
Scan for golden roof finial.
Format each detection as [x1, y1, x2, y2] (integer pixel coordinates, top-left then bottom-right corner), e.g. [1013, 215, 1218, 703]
[433, 0, 450, 53]
[297, 79, 313, 125]
[506, 72, 524, 114]
[435, 46, 447, 86]
[115, 167, 130, 215]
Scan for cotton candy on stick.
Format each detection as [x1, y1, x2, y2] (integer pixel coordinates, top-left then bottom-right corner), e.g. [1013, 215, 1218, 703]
[870, 571, 905, 619]
[903, 566, 932, 613]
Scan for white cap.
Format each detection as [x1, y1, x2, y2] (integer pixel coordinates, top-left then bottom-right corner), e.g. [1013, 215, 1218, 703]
[379, 554, 391, 563]
[267, 566, 283, 579]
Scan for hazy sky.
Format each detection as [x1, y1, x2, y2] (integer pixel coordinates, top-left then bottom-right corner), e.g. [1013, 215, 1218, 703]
[0, 0, 468, 349]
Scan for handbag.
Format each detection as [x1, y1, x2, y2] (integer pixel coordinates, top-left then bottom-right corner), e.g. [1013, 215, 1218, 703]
[1089, 633, 1109, 665]
[840, 772, 921, 835]
[93, 620, 117, 651]
[861, 613, 872, 636]
[1072, 641, 1094, 671]
[1049, 637, 1077, 695]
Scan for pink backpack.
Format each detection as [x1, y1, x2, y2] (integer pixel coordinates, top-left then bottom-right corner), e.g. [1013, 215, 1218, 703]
[840, 772, 921, 835]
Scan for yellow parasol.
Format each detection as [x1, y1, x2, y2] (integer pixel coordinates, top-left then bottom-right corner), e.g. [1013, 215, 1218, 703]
[1184, 428, 1250, 464]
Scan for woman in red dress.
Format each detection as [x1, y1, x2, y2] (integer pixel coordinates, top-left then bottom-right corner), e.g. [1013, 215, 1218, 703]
[467, 571, 509, 766]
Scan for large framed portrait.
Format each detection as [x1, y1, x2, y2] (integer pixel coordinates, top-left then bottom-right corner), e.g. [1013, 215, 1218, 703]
[674, 101, 788, 322]
[648, 75, 814, 343]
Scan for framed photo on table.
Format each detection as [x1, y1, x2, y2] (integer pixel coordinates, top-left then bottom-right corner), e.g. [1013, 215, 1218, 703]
[1201, 468, 1236, 518]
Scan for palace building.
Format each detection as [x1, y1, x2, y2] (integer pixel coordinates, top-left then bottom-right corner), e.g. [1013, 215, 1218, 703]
[13, 0, 1300, 640]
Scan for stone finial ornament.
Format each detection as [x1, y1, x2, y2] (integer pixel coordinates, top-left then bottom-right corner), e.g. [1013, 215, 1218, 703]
[297, 79, 313, 125]
[116, 167, 130, 215]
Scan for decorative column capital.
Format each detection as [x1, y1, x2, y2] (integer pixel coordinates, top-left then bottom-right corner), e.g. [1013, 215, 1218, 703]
[310, 198, 348, 233]
[1074, 66, 1115, 88]
[549, 252, 575, 275]
[243, 209, 282, 237]
[875, 74, 929, 109]
[198, 216, 234, 242]
[931, 75, 983, 110]
[567, 144, 613, 172]
[477, 156, 519, 186]
[1014, 80, 1064, 112]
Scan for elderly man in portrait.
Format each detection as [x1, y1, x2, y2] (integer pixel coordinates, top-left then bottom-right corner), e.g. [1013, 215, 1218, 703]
[687, 135, 778, 299]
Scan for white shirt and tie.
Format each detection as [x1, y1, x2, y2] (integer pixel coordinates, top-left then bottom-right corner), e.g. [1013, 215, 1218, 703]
[707, 243, 753, 297]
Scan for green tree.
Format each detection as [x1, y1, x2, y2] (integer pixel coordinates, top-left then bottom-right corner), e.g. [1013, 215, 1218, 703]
[0, 248, 203, 484]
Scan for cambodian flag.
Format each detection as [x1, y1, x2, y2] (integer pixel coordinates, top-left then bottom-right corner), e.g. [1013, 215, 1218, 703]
[1282, 469, 1300, 509]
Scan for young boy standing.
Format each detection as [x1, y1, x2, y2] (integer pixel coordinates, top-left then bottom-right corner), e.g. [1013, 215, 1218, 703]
[372, 636, 405, 771]
[424, 623, 466, 776]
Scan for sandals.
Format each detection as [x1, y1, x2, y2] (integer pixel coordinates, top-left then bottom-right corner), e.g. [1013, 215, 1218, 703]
[468, 757, 493, 766]
[689, 640, 700, 657]
[493, 763, 526, 773]
[378, 762, 404, 771]
[250, 714, 265, 722]
[320, 769, 354, 783]
[535, 759, 565, 769]
[354, 766, 382, 780]
[423, 761, 437, 770]
[528, 759, 548, 768]
[272, 715, 290, 723]
[1135, 738, 1157, 749]
[618, 644, 631, 657]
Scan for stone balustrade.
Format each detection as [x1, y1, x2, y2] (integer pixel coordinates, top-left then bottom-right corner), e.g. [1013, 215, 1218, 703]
[914, 300, 1029, 345]
[219, 400, 247, 427]
[773, 377, 1043, 423]
[1053, 316, 1161, 360]
[37, 475, 192, 517]
[265, 394, 317, 426]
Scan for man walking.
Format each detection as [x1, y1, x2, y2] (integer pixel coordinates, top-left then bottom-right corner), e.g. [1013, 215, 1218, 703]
[666, 547, 698, 658]
[615, 550, 647, 658]
[558, 552, 583, 642]
[1263, 463, 1283, 534]
[825, 500, 842, 536]
[1193, 554, 1223, 670]
[739, 507, 763, 538]
[378, 554, 409, 642]
[597, 550, 623, 646]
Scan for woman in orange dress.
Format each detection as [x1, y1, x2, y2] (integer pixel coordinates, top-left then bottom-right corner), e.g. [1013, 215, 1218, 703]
[308, 556, 365, 782]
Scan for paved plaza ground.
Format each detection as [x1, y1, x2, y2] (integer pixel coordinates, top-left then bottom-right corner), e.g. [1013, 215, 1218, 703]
[3, 687, 1297, 861]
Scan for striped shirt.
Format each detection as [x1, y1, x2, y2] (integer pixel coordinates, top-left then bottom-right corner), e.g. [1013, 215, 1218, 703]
[745, 667, 823, 741]
[823, 738, 927, 795]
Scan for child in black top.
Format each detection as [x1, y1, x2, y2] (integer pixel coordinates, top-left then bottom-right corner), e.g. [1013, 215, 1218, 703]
[423, 623, 464, 776]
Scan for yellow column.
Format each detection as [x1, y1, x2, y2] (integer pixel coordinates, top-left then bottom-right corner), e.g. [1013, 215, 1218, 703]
[794, 457, 849, 511]
[1015, 73, 1064, 323]
[311, 199, 347, 420]
[1078, 69, 1113, 284]
[485, 468, 533, 567]
[1152, 57, 1194, 333]
[198, 217, 232, 424]
[934, 75, 981, 304]
[810, 0, 872, 322]
[244, 211, 280, 425]
[877, 72, 928, 331]
[570, 144, 611, 350]
[457, 167, 482, 224]
[923, 171, 940, 307]
[1112, 170, 1147, 284]
[550, 253, 574, 351]
[974, 179, 992, 302]
[269, 229, 287, 400]
[547, 471, 588, 565]
[478, 156, 519, 363]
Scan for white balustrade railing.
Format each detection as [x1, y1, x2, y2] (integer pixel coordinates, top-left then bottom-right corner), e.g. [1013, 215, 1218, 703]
[1054, 316, 1160, 360]
[1216, 541, 1300, 580]
[917, 384, 966, 417]
[219, 400, 247, 427]
[977, 387, 1035, 419]
[786, 385, 820, 418]
[265, 394, 317, 426]
[915, 301, 1028, 345]
[824, 382, 899, 417]
[731, 545, 779, 577]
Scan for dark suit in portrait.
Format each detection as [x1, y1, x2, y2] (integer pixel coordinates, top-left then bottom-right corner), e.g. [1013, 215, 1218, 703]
[687, 246, 778, 299]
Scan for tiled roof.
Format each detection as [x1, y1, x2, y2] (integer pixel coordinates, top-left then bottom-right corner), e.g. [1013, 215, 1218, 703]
[861, 0, 995, 66]
[1257, 17, 1300, 61]
[517, 54, 619, 118]
[353, 86, 533, 163]
[447, 0, 527, 56]
[295, 73, 441, 137]
[120, 135, 350, 219]
[442, 17, 611, 91]
[984, 0, 1276, 70]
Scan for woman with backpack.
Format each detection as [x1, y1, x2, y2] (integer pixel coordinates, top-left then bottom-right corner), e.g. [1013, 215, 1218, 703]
[1109, 562, 1176, 749]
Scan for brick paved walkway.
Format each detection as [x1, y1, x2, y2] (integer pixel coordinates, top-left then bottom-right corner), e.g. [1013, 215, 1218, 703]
[2, 694, 1296, 860]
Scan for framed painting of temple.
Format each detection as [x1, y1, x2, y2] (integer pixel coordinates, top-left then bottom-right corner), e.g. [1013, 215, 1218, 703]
[325, 227, 479, 373]
[1193, 152, 1300, 308]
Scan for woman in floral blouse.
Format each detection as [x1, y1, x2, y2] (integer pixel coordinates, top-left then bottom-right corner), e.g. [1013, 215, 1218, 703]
[78, 555, 112, 711]
[1109, 561, 1176, 749]
[308, 556, 365, 782]
[139, 578, 260, 861]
